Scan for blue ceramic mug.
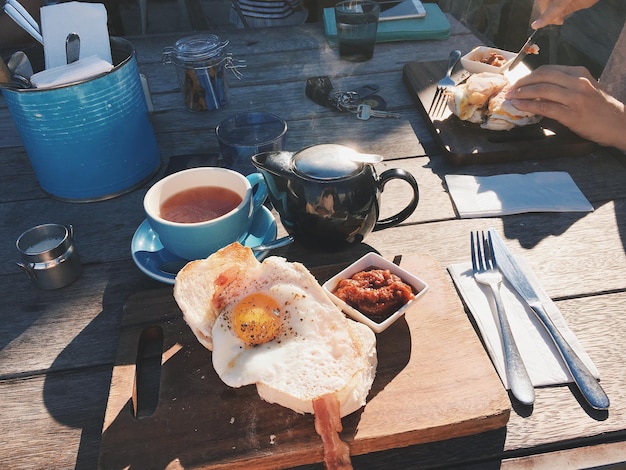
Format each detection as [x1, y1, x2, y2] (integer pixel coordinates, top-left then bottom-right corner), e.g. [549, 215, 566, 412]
[144, 167, 268, 260]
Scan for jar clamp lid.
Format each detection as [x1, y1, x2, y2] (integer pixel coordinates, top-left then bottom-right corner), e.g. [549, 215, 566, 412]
[162, 34, 245, 77]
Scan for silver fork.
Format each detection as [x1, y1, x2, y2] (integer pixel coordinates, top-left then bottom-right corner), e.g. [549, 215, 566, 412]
[471, 231, 535, 406]
[428, 49, 461, 118]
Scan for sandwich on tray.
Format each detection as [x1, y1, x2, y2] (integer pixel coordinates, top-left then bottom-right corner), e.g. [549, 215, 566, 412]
[447, 72, 542, 130]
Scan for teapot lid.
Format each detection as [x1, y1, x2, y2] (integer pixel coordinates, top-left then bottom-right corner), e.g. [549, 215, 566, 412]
[292, 144, 364, 180]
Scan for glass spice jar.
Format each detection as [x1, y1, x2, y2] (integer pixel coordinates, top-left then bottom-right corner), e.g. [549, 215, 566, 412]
[162, 34, 244, 112]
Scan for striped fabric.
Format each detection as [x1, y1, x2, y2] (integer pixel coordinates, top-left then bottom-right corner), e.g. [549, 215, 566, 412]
[230, 0, 308, 27]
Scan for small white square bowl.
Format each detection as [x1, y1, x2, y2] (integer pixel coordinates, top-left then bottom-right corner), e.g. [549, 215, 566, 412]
[322, 252, 429, 333]
[460, 46, 516, 74]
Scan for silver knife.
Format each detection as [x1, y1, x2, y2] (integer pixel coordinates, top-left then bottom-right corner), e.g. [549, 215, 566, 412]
[507, 30, 537, 71]
[489, 228, 610, 410]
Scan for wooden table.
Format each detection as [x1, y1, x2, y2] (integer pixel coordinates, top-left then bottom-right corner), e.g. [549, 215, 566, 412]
[2, 15, 626, 469]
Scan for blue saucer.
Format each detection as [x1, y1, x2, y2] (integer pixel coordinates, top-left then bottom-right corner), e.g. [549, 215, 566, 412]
[131, 205, 277, 284]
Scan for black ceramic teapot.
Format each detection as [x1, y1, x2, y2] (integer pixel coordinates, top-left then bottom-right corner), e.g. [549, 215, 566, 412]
[252, 144, 419, 250]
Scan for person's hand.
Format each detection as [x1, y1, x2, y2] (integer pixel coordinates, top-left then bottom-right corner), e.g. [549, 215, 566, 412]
[506, 65, 626, 152]
[531, 0, 600, 29]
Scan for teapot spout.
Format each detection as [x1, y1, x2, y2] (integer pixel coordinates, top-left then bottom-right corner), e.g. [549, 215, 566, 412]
[251, 151, 296, 220]
[251, 150, 294, 177]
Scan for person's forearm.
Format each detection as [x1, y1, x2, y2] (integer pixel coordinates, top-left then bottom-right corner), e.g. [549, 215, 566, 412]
[610, 103, 626, 152]
[532, 0, 600, 28]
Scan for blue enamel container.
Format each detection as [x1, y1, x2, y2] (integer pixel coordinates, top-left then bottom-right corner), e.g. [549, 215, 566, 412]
[1, 37, 160, 201]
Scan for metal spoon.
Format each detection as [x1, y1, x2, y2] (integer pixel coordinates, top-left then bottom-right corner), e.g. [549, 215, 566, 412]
[0, 59, 30, 89]
[8, 51, 33, 79]
[66, 33, 80, 64]
[10, 74, 31, 88]
[250, 235, 294, 252]
[336, 147, 384, 164]
[0, 51, 33, 89]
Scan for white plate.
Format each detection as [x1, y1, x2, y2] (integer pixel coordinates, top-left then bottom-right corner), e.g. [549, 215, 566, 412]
[322, 252, 428, 333]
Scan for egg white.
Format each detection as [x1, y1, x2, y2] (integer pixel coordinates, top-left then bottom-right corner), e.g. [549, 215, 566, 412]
[211, 256, 377, 415]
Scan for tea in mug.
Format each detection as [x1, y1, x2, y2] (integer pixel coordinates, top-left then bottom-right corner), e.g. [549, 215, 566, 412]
[160, 186, 242, 223]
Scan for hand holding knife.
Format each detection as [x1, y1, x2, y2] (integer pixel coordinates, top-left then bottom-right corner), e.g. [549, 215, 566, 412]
[507, 30, 538, 71]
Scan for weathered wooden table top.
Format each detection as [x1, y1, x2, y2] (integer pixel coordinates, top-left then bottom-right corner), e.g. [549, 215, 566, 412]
[1, 15, 626, 469]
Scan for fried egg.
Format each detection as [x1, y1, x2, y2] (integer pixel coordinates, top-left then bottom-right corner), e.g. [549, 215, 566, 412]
[211, 256, 377, 416]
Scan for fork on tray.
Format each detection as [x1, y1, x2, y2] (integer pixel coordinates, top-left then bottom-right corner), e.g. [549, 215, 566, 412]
[471, 230, 535, 406]
[428, 49, 461, 118]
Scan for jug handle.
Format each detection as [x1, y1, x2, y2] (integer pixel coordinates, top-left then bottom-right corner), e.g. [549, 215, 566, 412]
[373, 169, 419, 232]
[16, 262, 37, 281]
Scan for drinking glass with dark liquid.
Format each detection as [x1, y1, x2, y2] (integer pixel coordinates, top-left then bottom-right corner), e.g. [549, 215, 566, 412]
[334, 0, 380, 62]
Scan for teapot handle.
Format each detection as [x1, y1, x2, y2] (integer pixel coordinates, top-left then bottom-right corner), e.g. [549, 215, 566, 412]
[373, 169, 419, 232]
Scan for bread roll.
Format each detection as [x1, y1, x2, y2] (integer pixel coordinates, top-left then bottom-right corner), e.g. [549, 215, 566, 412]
[447, 72, 541, 130]
[482, 89, 542, 130]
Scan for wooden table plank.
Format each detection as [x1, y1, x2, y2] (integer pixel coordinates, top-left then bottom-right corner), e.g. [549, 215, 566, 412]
[0, 261, 156, 377]
[501, 440, 626, 469]
[503, 291, 626, 451]
[0, 367, 113, 470]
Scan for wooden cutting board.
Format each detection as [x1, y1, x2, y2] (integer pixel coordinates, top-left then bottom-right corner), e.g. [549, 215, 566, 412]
[402, 60, 596, 164]
[98, 253, 510, 469]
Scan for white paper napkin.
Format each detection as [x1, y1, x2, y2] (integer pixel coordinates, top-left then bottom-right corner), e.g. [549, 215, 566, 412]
[445, 172, 594, 218]
[448, 259, 600, 388]
[30, 55, 113, 88]
[41, 1, 112, 70]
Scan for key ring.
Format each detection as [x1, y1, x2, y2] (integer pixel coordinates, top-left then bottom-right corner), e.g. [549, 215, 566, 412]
[331, 90, 360, 112]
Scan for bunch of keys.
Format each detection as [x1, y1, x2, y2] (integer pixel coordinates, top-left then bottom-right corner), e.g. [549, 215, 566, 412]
[356, 103, 401, 121]
[332, 91, 401, 120]
[305, 76, 401, 120]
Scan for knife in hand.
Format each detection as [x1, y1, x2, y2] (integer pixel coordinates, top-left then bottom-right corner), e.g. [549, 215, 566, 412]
[507, 30, 537, 71]
[488, 228, 610, 410]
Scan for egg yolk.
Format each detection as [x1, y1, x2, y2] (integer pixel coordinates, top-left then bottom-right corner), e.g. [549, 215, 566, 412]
[232, 293, 281, 346]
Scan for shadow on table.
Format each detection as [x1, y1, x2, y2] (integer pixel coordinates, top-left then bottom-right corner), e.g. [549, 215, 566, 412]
[422, 149, 626, 256]
[40, 264, 165, 469]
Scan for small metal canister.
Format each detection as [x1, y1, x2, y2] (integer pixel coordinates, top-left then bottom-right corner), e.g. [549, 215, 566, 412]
[16, 224, 82, 290]
[162, 34, 244, 112]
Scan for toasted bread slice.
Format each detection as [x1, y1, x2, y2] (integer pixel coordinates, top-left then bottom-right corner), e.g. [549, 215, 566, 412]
[173, 243, 259, 351]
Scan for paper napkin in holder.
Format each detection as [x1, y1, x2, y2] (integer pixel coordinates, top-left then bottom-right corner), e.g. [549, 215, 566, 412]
[30, 55, 114, 89]
[41, 1, 112, 70]
[448, 259, 600, 388]
[445, 172, 593, 219]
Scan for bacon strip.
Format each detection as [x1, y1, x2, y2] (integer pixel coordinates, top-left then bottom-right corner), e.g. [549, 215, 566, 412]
[312, 394, 353, 470]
